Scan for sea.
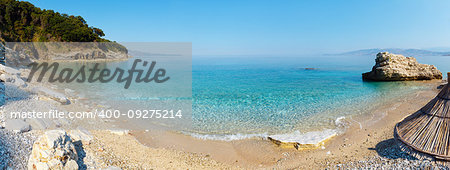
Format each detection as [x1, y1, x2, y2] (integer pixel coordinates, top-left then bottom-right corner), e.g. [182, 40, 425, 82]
[46, 54, 450, 141]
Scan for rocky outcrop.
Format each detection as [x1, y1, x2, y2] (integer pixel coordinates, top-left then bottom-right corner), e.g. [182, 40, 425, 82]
[5, 42, 129, 67]
[362, 52, 442, 81]
[28, 130, 79, 170]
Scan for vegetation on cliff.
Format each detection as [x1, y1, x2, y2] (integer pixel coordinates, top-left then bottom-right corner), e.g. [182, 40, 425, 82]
[0, 0, 108, 42]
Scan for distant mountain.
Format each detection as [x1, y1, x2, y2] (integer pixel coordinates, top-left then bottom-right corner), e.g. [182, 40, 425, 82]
[334, 48, 450, 56]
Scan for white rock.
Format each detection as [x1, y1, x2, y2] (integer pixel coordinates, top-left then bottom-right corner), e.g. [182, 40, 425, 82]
[363, 52, 442, 81]
[28, 130, 79, 170]
[0, 73, 13, 82]
[0, 73, 27, 87]
[5, 119, 31, 133]
[5, 66, 20, 75]
[0, 64, 5, 72]
[34, 162, 49, 170]
[64, 160, 78, 170]
[69, 126, 93, 145]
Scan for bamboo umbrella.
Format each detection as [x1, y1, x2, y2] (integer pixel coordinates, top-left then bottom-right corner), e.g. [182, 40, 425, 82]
[395, 72, 450, 161]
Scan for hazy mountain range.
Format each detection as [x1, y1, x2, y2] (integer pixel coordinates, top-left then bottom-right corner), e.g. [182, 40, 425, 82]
[334, 48, 450, 56]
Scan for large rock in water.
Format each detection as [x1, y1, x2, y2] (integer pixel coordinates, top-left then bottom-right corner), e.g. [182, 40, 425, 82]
[28, 130, 79, 170]
[362, 52, 442, 81]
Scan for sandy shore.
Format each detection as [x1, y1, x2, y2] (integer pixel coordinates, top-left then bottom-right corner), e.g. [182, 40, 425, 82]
[126, 80, 446, 169]
[1, 60, 448, 169]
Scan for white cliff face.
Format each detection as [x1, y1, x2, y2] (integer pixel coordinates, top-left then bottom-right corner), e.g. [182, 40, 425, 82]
[363, 52, 442, 81]
[5, 43, 129, 67]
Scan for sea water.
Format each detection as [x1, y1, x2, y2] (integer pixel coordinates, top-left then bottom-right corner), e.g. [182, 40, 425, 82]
[187, 54, 450, 140]
[49, 54, 450, 141]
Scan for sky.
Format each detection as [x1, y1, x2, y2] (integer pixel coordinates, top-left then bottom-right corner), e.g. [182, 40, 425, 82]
[26, 0, 450, 55]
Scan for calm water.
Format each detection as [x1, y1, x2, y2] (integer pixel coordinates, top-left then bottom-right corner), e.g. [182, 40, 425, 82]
[49, 54, 450, 139]
[188, 55, 450, 138]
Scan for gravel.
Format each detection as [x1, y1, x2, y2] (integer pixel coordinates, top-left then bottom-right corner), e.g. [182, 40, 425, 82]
[0, 130, 39, 169]
[329, 140, 450, 169]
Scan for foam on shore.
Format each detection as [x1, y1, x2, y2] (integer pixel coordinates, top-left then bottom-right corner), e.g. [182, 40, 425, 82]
[187, 132, 268, 141]
[268, 129, 337, 150]
[186, 128, 338, 150]
[187, 116, 347, 148]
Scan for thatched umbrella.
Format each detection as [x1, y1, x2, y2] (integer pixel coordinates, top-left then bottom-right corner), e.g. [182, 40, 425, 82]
[395, 72, 450, 161]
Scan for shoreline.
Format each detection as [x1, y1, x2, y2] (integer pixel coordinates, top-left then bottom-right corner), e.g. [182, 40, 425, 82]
[128, 80, 443, 168]
[1, 61, 447, 168]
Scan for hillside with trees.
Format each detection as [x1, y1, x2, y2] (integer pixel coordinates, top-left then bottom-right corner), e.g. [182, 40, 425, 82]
[0, 0, 108, 42]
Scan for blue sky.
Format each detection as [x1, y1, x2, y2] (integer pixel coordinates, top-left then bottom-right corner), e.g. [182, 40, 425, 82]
[27, 0, 450, 55]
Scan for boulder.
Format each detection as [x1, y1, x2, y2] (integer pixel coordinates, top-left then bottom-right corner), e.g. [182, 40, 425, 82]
[0, 73, 27, 87]
[362, 52, 442, 81]
[28, 130, 79, 170]
[5, 119, 31, 133]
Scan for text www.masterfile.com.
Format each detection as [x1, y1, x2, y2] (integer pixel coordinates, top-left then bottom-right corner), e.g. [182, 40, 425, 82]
[8, 109, 183, 119]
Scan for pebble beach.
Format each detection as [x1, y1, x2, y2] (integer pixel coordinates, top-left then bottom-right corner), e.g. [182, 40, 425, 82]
[1, 59, 450, 169]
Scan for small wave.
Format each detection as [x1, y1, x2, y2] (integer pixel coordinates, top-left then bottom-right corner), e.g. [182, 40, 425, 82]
[185, 132, 268, 141]
[268, 129, 337, 144]
[186, 116, 349, 142]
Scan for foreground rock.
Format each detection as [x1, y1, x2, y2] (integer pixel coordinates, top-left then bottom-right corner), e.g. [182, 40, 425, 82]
[268, 130, 337, 150]
[362, 52, 442, 81]
[28, 130, 78, 170]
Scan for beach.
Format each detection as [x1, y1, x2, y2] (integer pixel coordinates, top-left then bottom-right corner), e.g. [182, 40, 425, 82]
[126, 80, 446, 169]
[2, 0, 450, 169]
[1, 60, 449, 169]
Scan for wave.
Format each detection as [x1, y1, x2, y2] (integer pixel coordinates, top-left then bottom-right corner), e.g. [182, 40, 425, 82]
[185, 132, 269, 141]
[186, 116, 348, 143]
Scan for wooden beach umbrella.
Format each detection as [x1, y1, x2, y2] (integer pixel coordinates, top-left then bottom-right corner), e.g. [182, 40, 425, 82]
[395, 72, 450, 161]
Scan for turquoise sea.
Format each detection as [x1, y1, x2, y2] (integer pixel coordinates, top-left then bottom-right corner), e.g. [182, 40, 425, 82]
[48, 54, 450, 140]
[188, 54, 450, 140]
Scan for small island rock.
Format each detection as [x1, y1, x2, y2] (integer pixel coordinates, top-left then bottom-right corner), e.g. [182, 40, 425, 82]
[362, 52, 442, 81]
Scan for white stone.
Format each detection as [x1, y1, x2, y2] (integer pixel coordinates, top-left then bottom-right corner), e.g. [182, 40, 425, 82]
[5, 66, 20, 75]
[363, 52, 442, 81]
[63, 160, 78, 170]
[5, 119, 31, 133]
[28, 130, 79, 170]
[69, 126, 93, 145]
[0, 64, 5, 72]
